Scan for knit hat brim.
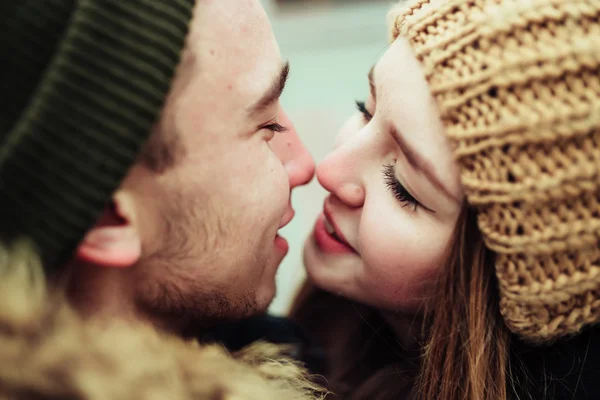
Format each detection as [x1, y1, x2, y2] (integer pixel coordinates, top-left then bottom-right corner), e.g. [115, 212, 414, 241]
[0, 0, 194, 269]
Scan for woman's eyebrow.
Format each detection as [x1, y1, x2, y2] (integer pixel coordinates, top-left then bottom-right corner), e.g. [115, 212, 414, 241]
[391, 125, 459, 203]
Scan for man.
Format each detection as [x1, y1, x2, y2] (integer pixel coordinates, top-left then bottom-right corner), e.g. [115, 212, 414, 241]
[1, 0, 314, 335]
[0, 0, 323, 398]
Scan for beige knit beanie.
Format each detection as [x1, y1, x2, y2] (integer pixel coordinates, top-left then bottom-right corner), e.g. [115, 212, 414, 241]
[389, 0, 600, 343]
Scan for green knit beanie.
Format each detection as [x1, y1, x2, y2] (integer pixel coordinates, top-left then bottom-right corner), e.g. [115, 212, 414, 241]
[0, 0, 194, 271]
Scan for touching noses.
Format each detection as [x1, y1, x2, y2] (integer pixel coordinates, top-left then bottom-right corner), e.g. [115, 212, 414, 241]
[316, 132, 366, 209]
[270, 110, 315, 190]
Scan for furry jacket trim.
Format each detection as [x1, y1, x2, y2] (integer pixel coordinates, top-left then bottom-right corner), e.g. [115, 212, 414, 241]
[0, 240, 325, 400]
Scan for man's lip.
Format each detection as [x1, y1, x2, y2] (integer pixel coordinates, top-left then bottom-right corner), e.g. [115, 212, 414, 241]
[278, 207, 295, 230]
[323, 204, 355, 251]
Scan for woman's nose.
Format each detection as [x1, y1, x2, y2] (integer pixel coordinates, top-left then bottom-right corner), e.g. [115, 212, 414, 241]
[316, 141, 365, 209]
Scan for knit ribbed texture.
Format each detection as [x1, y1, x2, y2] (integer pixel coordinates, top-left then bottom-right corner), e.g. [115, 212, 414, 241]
[0, 0, 194, 270]
[391, 0, 600, 342]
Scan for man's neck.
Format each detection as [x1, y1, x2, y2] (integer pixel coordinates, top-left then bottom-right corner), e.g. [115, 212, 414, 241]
[65, 260, 142, 325]
[63, 261, 229, 339]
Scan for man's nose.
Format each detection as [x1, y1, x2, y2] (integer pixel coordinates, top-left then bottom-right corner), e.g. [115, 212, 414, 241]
[270, 109, 315, 190]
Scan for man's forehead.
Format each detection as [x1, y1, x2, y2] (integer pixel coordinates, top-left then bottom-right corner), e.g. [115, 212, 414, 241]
[187, 0, 280, 73]
[180, 0, 284, 113]
[189, 0, 274, 48]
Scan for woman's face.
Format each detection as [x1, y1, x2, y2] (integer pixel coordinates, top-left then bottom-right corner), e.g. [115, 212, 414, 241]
[304, 37, 465, 312]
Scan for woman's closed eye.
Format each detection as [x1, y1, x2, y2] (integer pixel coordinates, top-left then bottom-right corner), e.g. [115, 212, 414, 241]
[357, 101, 435, 213]
[382, 163, 421, 211]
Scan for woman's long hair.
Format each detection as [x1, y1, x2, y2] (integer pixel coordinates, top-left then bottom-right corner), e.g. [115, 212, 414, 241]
[415, 205, 522, 400]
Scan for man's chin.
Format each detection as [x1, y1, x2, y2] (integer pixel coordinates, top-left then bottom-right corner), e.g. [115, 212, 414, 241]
[253, 283, 277, 314]
[139, 287, 264, 334]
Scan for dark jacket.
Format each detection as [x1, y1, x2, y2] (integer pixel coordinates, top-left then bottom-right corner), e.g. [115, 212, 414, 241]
[512, 325, 600, 399]
[204, 314, 327, 374]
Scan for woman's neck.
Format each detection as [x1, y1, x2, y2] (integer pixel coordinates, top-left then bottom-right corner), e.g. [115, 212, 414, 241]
[380, 309, 423, 350]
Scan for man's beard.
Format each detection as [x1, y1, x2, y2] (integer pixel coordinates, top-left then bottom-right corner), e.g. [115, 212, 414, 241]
[133, 195, 264, 336]
[134, 238, 263, 335]
[137, 276, 260, 337]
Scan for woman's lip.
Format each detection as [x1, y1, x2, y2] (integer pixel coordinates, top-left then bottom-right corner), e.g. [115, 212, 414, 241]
[323, 205, 353, 250]
[313, 214, 357, 255]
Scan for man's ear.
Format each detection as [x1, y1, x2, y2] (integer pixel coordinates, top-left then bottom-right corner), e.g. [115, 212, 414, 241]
[75, 192, 141, 268]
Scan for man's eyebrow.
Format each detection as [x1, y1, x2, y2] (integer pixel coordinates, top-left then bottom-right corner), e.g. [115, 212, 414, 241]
[368, 65, 376, 99]
[247, 61, 290, 115]
[391, 126, 459, 202]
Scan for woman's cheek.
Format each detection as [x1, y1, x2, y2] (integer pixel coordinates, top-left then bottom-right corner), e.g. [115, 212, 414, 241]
[358, 213, 454, 308]
[358, 216, 413, 286]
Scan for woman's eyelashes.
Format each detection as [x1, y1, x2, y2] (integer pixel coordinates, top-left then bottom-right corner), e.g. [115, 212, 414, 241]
[356, 101, 431, 213]
[355, 100, 372, 122]
[382, 164, 421, 211]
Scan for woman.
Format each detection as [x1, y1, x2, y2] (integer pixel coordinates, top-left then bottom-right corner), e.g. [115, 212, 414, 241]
[292, 0, 600, 399]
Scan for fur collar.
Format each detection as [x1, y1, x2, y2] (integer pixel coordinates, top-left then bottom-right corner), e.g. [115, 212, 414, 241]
[0, 241, 325, 400]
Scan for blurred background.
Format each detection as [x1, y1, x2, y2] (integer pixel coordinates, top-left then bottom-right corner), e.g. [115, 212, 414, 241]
[262, 0, 395, 315]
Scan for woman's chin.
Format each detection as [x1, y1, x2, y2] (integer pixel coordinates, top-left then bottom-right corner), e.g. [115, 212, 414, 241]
[303, 237, 357, 300]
